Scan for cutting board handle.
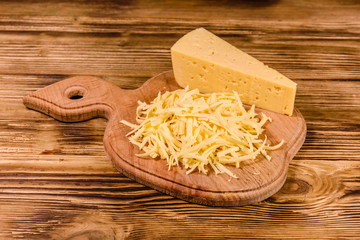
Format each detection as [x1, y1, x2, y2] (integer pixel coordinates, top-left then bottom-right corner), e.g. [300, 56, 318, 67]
[23, 76, 134, 122]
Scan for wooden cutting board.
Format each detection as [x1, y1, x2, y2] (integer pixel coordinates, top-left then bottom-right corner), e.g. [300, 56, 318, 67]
[23, 71, 306, 206]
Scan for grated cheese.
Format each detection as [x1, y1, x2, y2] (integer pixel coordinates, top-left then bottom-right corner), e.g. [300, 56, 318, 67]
[120, 87, 284, 178]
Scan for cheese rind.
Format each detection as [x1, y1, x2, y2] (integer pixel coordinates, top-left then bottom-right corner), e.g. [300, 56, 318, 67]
[171, 28, 297, 116]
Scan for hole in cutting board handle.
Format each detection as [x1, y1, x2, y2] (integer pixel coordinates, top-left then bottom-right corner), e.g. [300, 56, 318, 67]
[65, 86, 87, 100]
[70, 95, 83, 100]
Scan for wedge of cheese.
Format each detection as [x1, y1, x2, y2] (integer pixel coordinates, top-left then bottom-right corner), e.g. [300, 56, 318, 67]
[171, 28, 297, 116]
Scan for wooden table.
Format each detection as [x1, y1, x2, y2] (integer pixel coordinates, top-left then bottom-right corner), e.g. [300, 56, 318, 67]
[0, 0, 359, 239]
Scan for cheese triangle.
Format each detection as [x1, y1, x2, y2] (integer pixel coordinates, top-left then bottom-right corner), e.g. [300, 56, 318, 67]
[171, 28, 297, 116]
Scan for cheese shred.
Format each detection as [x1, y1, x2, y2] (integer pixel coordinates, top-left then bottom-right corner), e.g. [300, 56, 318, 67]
[120, 87, 283, 178]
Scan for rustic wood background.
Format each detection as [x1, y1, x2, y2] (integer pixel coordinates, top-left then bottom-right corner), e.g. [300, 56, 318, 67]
[0, 0, 359, 239]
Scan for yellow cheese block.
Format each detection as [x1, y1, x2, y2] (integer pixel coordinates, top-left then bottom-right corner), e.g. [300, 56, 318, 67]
[171, 28, 297, 116]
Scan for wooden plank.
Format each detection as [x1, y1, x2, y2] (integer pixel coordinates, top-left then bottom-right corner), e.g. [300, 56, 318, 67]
[3, 76, 359, 159]
[0, 160, 358, 239]
[0, 0, 359, 22]
[0, 18, 359, 79]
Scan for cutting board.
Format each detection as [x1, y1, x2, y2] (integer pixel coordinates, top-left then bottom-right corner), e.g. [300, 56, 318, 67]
[23, 71, 306, 206]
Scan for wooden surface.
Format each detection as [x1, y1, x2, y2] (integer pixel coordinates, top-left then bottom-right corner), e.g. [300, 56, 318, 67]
[23, 71, 306, 206]
[0, 0, 359, 238]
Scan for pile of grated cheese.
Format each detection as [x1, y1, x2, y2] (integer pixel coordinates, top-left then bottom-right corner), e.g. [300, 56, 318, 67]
[120, 87, 283, 178]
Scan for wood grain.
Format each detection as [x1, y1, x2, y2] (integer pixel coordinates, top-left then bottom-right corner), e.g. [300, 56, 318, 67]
[0, 0, 359, 238]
